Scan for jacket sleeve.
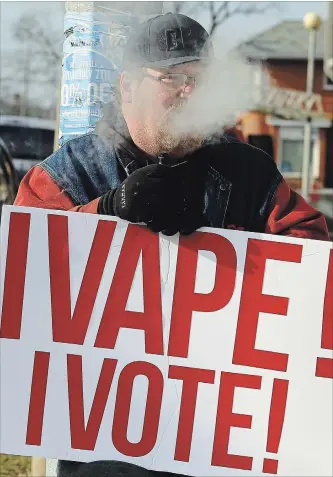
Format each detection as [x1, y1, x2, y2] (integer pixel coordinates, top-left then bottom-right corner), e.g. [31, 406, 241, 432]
[265, 179, 329, 241]
[14, 166, 100, 213]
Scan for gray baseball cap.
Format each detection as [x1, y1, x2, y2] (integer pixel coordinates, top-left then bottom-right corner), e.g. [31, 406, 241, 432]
[122, 12, 213, 69]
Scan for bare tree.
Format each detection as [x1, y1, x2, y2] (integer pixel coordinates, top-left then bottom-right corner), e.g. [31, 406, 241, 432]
[12, 11, 63, 85]
[208, 2, 279, 36]
[1, 10, 63, 117]
[168, 1, 280, 37]
[169, 1, 198, 16]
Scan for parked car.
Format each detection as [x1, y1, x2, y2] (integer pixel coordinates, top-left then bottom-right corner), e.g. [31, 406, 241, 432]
[0, 115, 56, 181]
[0, 136, 19, 218]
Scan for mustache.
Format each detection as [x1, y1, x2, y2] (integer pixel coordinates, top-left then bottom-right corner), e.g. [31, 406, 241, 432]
[159, 100, 188, 122]
[169, 100, 187, 112]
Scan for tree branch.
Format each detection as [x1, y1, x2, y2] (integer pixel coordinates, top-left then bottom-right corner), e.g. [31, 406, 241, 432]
[13, 12, 62, 62]
[196, 1, 281, 36]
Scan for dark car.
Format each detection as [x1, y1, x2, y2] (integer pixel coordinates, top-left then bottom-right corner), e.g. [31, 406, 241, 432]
[0, 137, 19, 218]
[0, 115, 56, 181]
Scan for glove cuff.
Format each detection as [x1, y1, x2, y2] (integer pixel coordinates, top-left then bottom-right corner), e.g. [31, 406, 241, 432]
[97, 189, 117, 216]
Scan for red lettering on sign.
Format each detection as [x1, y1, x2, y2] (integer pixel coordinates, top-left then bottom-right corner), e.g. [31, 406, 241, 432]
[168, 232, 237, 358]
[316, 249, 333, 379]
[212, 373, 261, 470]
[67, 354, 117, 450]
[0, 212, 30, 339]
[169, 365, 215, 462]
[95, 225, 163, 355]
[233, 239, 302, 371]
[48, 215, 117, 344]
[212, 372, 262, 470]
[263, 379, 289, 474]
[112, 361, 163, 457]
[26, 351, 50, 446]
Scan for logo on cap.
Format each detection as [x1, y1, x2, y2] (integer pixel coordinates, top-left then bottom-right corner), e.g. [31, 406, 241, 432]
[166, 29, 183, 51]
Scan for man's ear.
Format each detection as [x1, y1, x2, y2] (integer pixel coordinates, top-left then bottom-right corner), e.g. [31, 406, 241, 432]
[120, 72, 133, 103]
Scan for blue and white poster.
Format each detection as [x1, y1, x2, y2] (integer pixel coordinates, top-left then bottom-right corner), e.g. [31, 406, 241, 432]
[59, 9, 138, 146]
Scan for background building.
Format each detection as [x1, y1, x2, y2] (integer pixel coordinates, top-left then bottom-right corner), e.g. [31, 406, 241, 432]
[236, 20, 333, 193]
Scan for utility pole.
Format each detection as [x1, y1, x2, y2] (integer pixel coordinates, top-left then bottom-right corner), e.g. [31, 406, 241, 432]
[31, 5, 164, 476]
[301, 12, 322, 201]
[324, 2, 333, 83]
[57, 1, 163, 147]
[323, 2, 333, 221]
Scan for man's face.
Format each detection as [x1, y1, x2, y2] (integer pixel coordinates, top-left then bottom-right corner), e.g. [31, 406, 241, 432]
[122, 61, 206, 155]
[139, 61, 202, 109]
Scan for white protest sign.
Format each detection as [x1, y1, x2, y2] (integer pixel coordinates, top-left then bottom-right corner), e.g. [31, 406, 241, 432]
[0, 205, 332, 476]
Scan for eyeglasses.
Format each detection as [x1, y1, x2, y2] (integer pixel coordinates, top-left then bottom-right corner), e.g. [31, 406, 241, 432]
[142, 71, 200, 89]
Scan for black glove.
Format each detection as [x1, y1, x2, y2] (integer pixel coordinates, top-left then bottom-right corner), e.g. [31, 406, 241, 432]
[97, 164, 185, 234]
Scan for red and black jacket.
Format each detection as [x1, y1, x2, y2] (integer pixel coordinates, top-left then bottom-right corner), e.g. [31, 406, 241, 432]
[14, 125, 329, 242]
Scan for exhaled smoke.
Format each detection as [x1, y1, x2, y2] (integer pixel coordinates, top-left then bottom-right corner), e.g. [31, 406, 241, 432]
[95, 30, 270, 157]
[169, 51, 260, 141]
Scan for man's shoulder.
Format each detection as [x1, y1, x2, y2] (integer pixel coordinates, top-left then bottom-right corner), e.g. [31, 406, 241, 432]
[38, 132, 120, 204]
[44, 133, 113, 163]
[207, 138, 280, 178]
[210, 137, 275, 165]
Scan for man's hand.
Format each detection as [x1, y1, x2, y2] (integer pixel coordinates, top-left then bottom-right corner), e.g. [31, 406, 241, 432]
[98, 162, 205, 236]
[98, 164, 187, 234]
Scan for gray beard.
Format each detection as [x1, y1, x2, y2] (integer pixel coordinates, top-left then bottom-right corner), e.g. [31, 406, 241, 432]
[158, 132, 202, 156]
[127, 105, 204, 158]
[156, 112, 203, 156]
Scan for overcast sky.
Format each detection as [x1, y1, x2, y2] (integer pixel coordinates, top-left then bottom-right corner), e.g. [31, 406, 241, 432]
[0, 1, 330, 54]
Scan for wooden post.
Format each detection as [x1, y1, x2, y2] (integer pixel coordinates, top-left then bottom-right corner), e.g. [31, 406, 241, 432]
[31, 457, 46, 477]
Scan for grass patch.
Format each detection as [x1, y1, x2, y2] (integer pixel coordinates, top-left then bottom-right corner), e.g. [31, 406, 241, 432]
[0, 454, 31, 476]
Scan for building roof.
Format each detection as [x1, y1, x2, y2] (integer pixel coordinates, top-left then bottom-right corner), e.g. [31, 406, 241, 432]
[236, 20, 326, 60]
